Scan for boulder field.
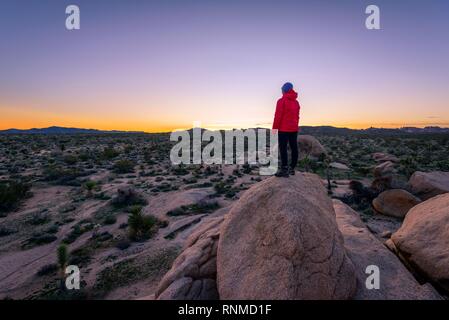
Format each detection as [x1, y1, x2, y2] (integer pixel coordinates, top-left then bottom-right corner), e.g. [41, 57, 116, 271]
[334, 200, 440, 299]
[155, 172, 445, 300]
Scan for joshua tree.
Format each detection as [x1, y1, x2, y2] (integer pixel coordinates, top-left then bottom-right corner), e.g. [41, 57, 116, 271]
[57, 244, 68, 291]
[127, 205, 157, 241]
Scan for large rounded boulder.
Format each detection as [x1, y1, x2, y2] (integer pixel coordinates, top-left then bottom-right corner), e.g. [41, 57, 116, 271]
[391, 193, 449, 292]
[217, 173, 356, 300]
[372, 189, 421, 218]
[334, 200, 440, 300]
[408, 171, 449, 200]
[297, 135, 326, 159]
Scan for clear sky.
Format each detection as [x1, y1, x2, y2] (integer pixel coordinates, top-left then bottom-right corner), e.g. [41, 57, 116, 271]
[1, 0, 449, 132]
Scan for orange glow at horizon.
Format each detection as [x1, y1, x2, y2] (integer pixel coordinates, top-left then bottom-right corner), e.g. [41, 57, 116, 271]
[2, 106, 448, 133]
[2, 92, 449, 133]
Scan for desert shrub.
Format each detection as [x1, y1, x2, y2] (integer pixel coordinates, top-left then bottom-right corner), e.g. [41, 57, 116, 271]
[23, 233, 58, 248]
[399, 156, 419, 179]
[115, 239, 131, 250]
[185, 181, 213, 189]
[62, 217, 76, 224]
[152, 182, 178, 192]
[124, 144, 134, 154]
[103, 215, 117, 225]
[102, 147, 119, 160]
[171, 165, 189, 176]
[37, 263, 58, 277]
[214, 181, 239, 198]
[94, 231, 113, 242]
[93, 192, 110, 200]
[339, 180, 378, 213]
[42, 165, 90, 185]
[182, 177, 198, 184]
[45, 224, 60, 234]
[84, 180, 97, 197]
[119, 223, 128, 229]
[242, 163, 252, 174]
[111, 188, 147, 208]
[167, 200, 220, 216]
[69, 247, 91, 266]
[127, 206, 158, 241]
[63, 155, 78, 165]
[0, 180, 31, 214]
[232, 168, 242, 177]
[63, 222, 94, 244]
[28, 211, 51, 225]
[113, 160, 135, 174]
[0, 226, 17, 237]
[93, 247, 179, 297]
[78, 151, 91, 162]
[59, 204, 76, 213]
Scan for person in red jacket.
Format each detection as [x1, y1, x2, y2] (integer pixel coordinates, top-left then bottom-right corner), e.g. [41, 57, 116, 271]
[272, 82, 300, 177]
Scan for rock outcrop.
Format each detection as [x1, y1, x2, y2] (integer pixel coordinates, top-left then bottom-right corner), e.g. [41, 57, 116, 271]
[297, 135, 326, 159]
[408, 171, 449, 200]
[372, 189, 421, 218]
[334, 200, 441, 300]
[391, 193, 449, 293]
[217, 173, 356, 300]
[330, 162, 350, 171]
[373, 161, 395, 179]
[371, 161, 404, 192]
[372, 153, 399, 163]
[155, 216, 224, 300]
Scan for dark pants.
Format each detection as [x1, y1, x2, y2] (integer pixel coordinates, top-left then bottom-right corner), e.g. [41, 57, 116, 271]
[278, 131, 298, 169]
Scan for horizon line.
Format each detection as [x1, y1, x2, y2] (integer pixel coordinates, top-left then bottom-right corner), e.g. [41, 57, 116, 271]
[2, 124, 449, 134]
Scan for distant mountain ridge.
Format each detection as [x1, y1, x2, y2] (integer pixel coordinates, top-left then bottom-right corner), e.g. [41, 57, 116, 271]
[299, 125, 449, 135]
[0, 126, 145, 135]
[0, 125, 448, 135]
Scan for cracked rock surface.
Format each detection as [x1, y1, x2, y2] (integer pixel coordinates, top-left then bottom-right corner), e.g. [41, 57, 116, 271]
[155, 216, 224, 300]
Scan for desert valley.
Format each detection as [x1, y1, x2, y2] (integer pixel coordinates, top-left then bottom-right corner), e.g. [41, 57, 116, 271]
[0, 127, 449, 300]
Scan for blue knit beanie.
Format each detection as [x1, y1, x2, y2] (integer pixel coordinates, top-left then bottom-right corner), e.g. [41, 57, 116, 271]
[281, 82, 293, 93]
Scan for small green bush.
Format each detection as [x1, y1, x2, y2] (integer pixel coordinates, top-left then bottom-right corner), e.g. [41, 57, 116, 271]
[111, 188, 147, 208]
[113, 160, 135, 174]
[37, 263, 58, 276]
[0, 180, 31, 214]
[102, 147, 119, 160]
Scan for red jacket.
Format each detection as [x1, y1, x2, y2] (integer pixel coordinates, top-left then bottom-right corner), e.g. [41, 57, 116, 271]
[272, 89, 300, 132]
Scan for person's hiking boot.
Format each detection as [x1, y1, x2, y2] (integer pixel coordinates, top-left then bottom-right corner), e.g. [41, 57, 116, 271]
[289, 167, 296, 175]
[275, 167, 289, 178]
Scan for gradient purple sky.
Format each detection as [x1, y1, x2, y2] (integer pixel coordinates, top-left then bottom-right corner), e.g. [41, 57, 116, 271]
[1, 0, 449, 131]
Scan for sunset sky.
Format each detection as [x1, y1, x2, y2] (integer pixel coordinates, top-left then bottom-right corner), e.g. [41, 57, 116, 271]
[1, 0, 449, 132]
